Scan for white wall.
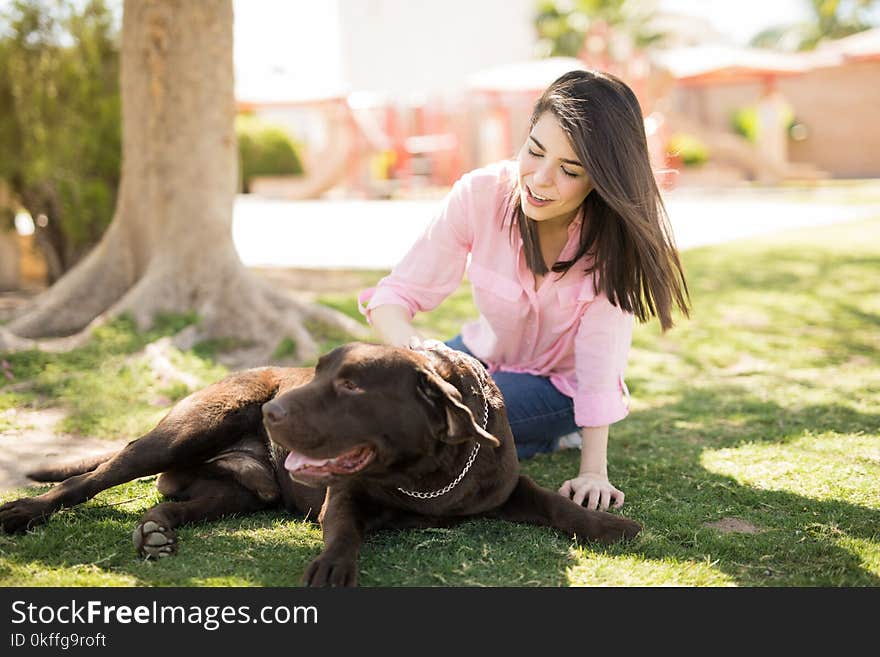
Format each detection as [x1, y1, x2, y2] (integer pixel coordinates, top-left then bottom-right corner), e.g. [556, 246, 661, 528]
[337, 0, 536, 98]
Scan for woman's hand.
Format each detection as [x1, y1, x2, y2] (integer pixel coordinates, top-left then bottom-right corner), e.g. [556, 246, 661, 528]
[369, 304, 422, 348]
[558, 472, 625, 511]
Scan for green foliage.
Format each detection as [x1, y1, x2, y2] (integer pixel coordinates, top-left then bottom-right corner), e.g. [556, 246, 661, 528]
[271, 336, 297, 361]
[151, 312, 200, 335]
[191, 337, 253, 360]
[0, 204, 14, 233]
[0, 0, 121, 277]
[533, 0, 667, 58]
[731, 107, 759, 143]
[666, 133, 709, 166]
[731, 105, 796, 143]
[749, 0, 878, 51]
[236, 114, 304, 193]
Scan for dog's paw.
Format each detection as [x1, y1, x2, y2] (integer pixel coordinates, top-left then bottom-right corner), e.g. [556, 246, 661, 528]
[132, 520, 177, 559]
[0, 497, 50, 534]
[621, 517, 642, 540]
[584, 512, 641, 544]
[302, 553, 358, 587]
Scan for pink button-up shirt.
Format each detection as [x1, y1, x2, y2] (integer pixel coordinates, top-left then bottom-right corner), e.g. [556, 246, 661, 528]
[358, 160, 633, 427]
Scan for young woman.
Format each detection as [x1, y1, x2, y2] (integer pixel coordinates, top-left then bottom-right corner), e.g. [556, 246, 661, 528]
[358, 70, 689, 512]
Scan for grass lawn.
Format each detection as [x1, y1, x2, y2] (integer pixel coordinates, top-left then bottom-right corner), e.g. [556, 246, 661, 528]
[1, 217, 878, 587]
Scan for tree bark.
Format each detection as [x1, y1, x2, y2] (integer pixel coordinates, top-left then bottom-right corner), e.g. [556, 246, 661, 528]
[2, 0, 365, 364]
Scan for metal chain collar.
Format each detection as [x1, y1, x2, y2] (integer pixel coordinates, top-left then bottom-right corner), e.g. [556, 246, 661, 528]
[397, 352, 489, 500]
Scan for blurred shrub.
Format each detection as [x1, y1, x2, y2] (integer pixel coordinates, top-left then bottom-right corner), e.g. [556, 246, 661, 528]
[667, 133, 709, 167]
[0, 0, 121, 282]
[235, 115, 305, 193]
[732, 105, 796, 143]
[1, 207, 14, 233]
[1, 181, 15, 232]
[731, 107, 759, 142]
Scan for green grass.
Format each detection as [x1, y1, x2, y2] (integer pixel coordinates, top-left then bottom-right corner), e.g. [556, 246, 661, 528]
[0, 314, 227, 439]
[1, 217, 878, 586]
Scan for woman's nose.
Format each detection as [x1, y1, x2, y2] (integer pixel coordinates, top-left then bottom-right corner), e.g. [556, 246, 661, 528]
[532, 163, 554, 187]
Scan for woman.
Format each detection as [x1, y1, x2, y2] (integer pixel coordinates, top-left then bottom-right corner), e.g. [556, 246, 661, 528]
[358, 70, 689, 511]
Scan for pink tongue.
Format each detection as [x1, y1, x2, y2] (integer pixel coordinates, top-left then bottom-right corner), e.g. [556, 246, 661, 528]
[284, 450, 331, 472]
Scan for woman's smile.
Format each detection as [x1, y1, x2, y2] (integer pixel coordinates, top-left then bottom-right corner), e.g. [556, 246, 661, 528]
[525, 185, 555, 206]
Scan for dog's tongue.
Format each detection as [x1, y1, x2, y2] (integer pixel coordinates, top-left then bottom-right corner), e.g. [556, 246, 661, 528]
[284, 450, 330, 472]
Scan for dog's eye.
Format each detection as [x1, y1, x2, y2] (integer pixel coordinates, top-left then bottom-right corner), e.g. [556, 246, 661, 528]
[336, 379, 363, 394]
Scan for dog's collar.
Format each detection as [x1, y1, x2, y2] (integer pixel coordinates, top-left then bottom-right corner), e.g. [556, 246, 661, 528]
[396, 441, 481, 499]
[397, 344, 489, 500]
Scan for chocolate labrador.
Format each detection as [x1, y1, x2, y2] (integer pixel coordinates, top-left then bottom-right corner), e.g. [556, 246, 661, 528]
[0, 342, 640, 586]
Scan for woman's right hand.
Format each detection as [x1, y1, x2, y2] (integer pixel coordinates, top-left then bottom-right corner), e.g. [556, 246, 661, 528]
[558, 472, 625, 511]
[369, 304, 423, 348]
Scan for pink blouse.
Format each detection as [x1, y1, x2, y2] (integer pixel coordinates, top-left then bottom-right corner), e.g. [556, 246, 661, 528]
[358, 160, 633, 427]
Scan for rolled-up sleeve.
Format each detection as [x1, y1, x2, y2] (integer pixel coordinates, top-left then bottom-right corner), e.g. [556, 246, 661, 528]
[358, 176, 474, 323]
[572, 295, 634, 427]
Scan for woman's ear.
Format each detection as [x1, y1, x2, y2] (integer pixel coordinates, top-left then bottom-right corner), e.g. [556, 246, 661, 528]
[415, 368, 501, 448]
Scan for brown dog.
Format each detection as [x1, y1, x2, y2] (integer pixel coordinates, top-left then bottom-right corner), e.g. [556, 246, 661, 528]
[0, 342, 640, 586]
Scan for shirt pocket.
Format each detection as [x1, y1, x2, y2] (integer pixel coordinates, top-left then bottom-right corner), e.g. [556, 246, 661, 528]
[467, 262, 524, 330]
[553, 276, 597, 331]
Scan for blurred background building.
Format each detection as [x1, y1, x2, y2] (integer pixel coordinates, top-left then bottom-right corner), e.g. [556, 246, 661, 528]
[232, 0, 880, 199]
[2, 0, 879, 290]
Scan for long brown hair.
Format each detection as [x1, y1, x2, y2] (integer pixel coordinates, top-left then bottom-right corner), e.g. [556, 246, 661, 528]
[509, 69, 689, 331]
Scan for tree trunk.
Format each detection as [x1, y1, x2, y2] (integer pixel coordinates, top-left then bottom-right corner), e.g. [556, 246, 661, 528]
[2, 0, 365, 364]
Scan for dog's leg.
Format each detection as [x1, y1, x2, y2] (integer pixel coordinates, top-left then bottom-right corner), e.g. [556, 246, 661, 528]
[0, 431, 200, 533]
[302, 488, 365, 587]
[0, 370, 282, 534]
[27, 452, 116, 482]
[488, 475, 641, 544]
[132, 477, 268, 559]
[0, 384, 280, 533]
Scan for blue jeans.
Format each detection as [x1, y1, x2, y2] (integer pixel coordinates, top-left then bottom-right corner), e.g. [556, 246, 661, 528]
[444, 335, 579, 460]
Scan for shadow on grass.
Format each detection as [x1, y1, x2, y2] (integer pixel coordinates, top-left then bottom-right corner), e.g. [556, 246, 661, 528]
[527, 381, 880, 586]
[0, 490, 320, 587]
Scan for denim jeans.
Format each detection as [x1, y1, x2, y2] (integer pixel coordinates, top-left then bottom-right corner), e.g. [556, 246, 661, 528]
[444, 335, 579, 460]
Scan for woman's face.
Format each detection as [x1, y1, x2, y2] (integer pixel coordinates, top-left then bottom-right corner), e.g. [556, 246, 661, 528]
[517, 112, 593, 227]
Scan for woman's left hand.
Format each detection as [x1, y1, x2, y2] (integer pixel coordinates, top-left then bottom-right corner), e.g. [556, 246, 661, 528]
[558, 473, 625, 511]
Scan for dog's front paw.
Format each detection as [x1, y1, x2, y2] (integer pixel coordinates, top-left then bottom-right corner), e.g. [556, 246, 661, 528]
[0, 497, 51, 534]
[582, 511, 641, 544]
[302, 553, 358, 587]
[132, 520, 177, 559]
[620, 517, 641, 540]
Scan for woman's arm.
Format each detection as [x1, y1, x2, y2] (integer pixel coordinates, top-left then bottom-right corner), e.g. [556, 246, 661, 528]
[579, 424, 610, 477]
[557, 425, 625, 511]
[561, 294, 635, 511]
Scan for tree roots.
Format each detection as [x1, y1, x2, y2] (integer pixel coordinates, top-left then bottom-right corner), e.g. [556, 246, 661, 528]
[1, 263, 370, 368]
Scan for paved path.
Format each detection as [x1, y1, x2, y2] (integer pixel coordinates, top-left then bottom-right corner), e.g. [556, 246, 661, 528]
[0, 409, 126, 493]
[232, 186, 880, 269]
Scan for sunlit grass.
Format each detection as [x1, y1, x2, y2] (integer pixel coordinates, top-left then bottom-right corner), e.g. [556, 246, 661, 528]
[701, 433, 880, 506]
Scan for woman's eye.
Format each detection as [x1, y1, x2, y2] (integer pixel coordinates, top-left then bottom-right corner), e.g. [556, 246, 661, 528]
[561, 167, 579, 178]
[528, 148, 542, 158]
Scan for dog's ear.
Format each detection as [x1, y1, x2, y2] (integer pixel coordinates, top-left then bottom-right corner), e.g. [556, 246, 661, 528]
[415, 368, 501, 448]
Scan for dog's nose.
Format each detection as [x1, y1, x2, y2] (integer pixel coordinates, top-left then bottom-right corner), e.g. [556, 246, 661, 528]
[262, 400, 288, 425]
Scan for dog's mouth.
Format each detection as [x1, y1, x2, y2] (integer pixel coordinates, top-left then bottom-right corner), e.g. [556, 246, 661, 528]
[284, 444, 375, 481]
